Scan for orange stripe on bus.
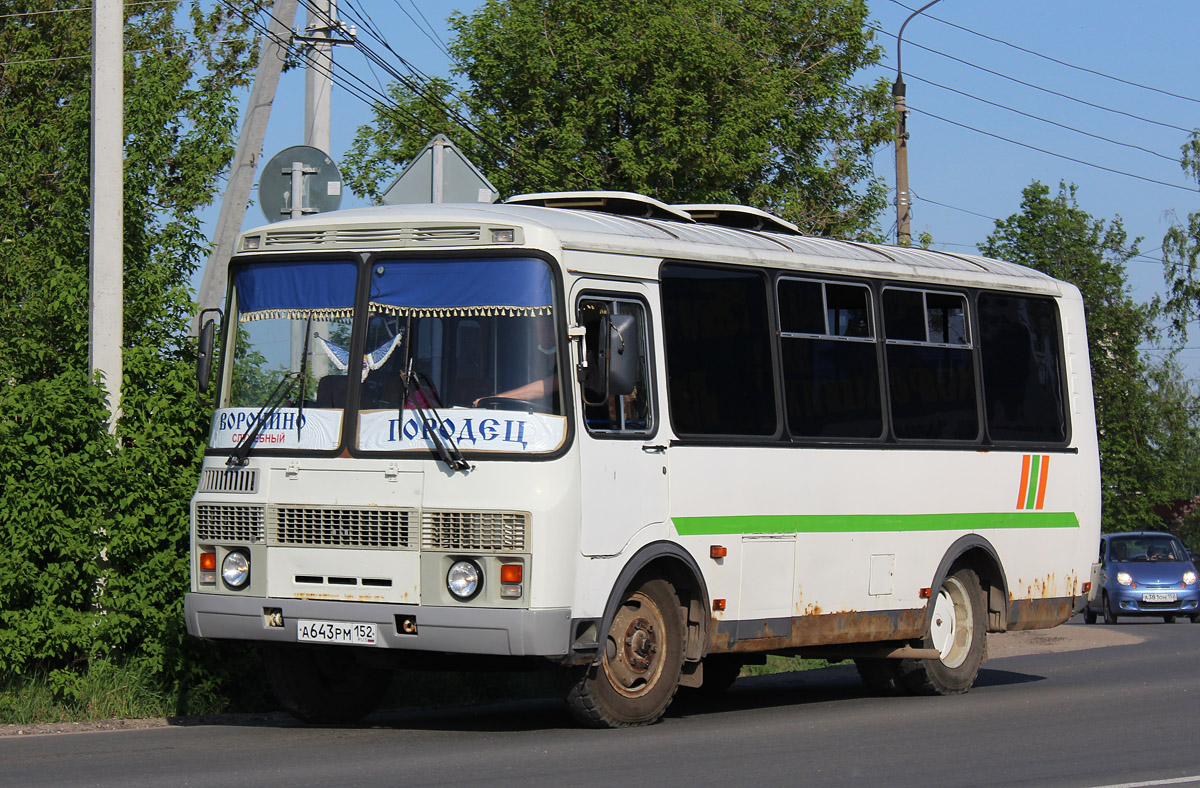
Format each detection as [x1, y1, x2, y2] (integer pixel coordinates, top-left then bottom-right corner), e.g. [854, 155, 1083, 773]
[1035, 455, 1050, 510]
[1016, 454, 1031, 509]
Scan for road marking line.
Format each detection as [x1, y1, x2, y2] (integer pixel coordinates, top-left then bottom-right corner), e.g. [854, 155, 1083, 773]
[1082, 777, 1200, 788]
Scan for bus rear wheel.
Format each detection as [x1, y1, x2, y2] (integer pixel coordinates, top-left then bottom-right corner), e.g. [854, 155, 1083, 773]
[264, 645, 391, 724]
[564, 578, 685, 728]
[898, 567, 986, 696]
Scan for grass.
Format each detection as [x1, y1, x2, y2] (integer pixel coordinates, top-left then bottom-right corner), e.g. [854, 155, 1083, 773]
[0, 660, 177, 725]
[739, 655, 831, 677]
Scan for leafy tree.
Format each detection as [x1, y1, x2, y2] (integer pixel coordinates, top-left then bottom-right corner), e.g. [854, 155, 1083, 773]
[981, 181, 1200, 533]
[344, 0, 894, 238]
[1162, 130, 1200, 339]
[0, 0, 267, 709]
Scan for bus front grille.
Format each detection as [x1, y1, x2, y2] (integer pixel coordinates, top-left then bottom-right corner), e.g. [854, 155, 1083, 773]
[195, 504, 266, 543]
[198, 468, 258, 494]
[421, 510, 529, 552]
[273, 506, 413, 549]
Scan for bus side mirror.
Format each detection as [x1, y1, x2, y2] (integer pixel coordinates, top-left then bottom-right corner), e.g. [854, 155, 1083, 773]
[606, 313, 637, 397]
[581, 313, 638, 405]
[197, 308, 221, 398]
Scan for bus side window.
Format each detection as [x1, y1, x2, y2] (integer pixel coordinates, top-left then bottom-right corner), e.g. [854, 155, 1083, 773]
[578, 296, 653, 436]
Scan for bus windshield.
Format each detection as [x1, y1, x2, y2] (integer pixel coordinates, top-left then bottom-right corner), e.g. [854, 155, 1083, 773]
[208, 256, 567, 457]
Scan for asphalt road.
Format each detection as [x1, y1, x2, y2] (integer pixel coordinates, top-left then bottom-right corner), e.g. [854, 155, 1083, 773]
[2, 618, 1198, 788]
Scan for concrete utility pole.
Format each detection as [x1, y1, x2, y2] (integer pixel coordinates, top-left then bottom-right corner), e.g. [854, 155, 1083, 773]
[304, 0, 334, 155]
[893, 0, 943, 247]
[91, 0, 123, 430]
[194, 0, 300, 329]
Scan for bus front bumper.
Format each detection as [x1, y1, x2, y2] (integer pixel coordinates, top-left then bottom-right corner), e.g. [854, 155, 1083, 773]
[184, 593, 572, 658]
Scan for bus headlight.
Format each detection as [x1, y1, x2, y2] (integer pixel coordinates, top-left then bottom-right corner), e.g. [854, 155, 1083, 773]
[1117, 571, 1132, 586]
[447, 560, 482, 601]
[222, 551, 251, 588]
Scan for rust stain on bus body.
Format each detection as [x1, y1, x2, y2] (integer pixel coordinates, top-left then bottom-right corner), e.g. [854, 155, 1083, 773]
[708, 608, 927, 655]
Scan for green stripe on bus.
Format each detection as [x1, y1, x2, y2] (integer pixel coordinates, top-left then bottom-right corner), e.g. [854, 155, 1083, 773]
[672, 511, 1080, 536]
[1025, 455, 1041, 510]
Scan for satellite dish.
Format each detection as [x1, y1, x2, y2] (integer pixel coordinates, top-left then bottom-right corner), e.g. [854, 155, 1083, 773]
[259, 145, 344, 222]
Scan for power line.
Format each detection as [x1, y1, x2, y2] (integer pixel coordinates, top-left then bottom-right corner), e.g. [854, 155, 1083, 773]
[908, 104, 1197, 193]
[903, 71, 1179, 164]
[886, 0, 1200, 106]
[872, 24, 1195, 135]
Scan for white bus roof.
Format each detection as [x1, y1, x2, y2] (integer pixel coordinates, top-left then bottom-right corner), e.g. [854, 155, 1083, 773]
[237, 197, 1065, 296]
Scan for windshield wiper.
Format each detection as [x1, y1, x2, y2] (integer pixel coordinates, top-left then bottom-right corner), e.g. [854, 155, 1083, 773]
[402, 360, 469, 471]
[227, 371, 300, 467]
[295, 314, 313, 443]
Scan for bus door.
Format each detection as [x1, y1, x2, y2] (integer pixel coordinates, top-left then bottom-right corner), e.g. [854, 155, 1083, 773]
[573, 284, 669, 556]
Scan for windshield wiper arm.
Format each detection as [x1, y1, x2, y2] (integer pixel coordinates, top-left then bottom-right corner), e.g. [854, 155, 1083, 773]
[404, 363, 469, 471]
[227, 371, 300, 467]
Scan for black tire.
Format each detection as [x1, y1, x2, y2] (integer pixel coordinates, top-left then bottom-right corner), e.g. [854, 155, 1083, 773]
[854, 658, 910, 696]
[1191, 614, 1200, 624]
[897, 567, 987, 696]
[1103, 593, 1118, 625]
[564, 578, 685, 728]
[1164, 614, 1177, 623]
[263, 645, 391, 724]
[1083, 606, 1097, 625]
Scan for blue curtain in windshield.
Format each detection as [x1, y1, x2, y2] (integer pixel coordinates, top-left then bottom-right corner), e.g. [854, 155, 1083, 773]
[370, 258, 552, 317]
[234, 260, 359, 321]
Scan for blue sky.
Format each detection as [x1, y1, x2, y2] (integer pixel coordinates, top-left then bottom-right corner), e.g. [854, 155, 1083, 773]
[208, 0, 1200, 363]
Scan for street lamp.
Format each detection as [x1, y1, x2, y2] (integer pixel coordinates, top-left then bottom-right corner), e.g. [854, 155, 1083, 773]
[893, 0, 942, 246]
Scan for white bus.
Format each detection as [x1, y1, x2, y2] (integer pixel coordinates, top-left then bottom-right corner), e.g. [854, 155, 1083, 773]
[186, 191, 1100, 728]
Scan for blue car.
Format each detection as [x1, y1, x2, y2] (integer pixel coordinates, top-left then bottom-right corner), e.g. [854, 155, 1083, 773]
[1084, 532, 1200, 624]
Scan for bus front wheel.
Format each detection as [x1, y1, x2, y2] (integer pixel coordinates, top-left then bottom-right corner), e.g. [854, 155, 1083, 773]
[899, 567, 986, 696]
[263, 645, 391, 724]
[564, 578, 685, 728]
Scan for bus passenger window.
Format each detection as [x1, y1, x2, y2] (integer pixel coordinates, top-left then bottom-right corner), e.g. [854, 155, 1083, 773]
[884, 288, 979, 441]
[978, 293, 1066, 443]
[778, 278, 882, 440]
[661, 263, 777, 437]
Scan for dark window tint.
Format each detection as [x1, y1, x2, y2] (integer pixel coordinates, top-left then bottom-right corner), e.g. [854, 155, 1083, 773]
[978, 294, 1067, 442]
[662, 264, 777, 436]
[884, 288, 978, 440]
[778, 279, 882, 439]
[883, 289, 926, 341]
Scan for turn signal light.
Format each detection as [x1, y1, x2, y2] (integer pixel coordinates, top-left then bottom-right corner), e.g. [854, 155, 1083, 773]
[500, 564, 523, 584]
[713, 598, 726, 612]
[919, 587, 932, 599]
[710, 545, 727, 559]
[199, 552, 216, 571]
[1082, 582, 1092, 594]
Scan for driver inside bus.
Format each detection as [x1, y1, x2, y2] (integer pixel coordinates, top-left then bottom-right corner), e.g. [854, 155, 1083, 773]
[473, 315, 558, 408]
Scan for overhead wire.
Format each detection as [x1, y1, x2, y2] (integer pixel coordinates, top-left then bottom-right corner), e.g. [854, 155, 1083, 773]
[886, 0, 1200, 106]
[871, 24, 1194, 135]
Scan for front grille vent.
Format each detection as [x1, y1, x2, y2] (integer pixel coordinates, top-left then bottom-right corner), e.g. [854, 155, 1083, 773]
[262, 229, 328, 247]
[199, 468, 257, 494]
[421, 510, 528, 552]
[273, 506, 412, 549]
[333, 227, 411, 244]
[195, 504, 266, 543]
[412, 226, 481, 242]
[259, 225, 484, 250]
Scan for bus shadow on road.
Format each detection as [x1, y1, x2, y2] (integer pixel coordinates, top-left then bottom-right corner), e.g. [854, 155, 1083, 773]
[210, 663, 1049, 734]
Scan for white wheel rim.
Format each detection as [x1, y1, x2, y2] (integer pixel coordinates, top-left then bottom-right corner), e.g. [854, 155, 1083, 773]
[929, 576, 973, 669]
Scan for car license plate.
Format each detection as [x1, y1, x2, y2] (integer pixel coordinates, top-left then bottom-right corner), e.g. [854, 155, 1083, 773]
[1142, 593, 1177, 603]
[296, 619, 377, 645]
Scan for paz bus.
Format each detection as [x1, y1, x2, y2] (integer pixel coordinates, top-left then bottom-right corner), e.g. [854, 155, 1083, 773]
[185, 191, 1100, 727]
